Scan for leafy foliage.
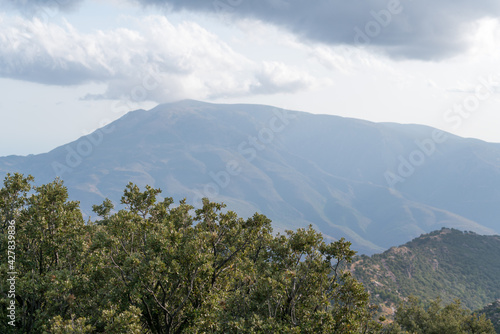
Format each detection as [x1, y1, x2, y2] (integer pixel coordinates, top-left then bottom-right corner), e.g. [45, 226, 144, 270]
[384, 296, 495, 334]
[0, 174, 89, 332]
[1, 174, 496, 333]
[1, 174, 381, 333]
[478, 300, 500, 333]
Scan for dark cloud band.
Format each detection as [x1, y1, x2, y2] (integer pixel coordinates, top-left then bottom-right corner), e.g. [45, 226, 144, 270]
[0, 0, 84, 13]
[5, 0, 498, 59]
[136, 0, 500, 60]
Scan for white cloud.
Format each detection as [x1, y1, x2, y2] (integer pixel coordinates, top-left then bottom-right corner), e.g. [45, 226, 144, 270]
[0, 14, 327, 102]
[464, 17, 500, 61]
[0, 16, 115, 84]
[250, 61, 328, 94]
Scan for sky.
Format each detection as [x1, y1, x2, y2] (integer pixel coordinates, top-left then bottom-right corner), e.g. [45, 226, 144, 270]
[1, 0, 500, 156]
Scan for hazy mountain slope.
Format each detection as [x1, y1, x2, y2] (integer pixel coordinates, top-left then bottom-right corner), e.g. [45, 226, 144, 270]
[1, 100, 499, 253]
[351, 228, 500, 311]
[282, 113, 500, 231]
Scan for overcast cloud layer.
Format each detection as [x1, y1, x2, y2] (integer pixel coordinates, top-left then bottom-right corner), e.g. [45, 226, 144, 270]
[133, 0, 500, 60]
[4, 0, 500, 60]
[0, 0, 84, 14]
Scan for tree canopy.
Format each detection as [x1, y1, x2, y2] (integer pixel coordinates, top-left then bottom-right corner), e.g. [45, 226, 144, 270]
[384, 296, 495, 334]
[0, 174, 495, 333]
[0, 174, 381, 333]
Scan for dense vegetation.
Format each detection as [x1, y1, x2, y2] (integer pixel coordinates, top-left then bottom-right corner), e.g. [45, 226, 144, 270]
[383, 296, 495, 334]
[0, 174, 496, 333]
[0, 174, 380, 333]
[479, 300, 500, 333]
[351, 228, 500, 312]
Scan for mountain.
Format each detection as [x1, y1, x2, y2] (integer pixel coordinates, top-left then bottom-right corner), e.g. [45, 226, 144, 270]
[351, 228, 500, 312]
[1, 100, 500, 254]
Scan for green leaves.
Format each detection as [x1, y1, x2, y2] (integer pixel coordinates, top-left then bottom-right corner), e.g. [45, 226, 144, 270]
[120, 183, 162, 218]
[0, 173, 33, 225]
[0, 174, 88, 333]
[1, 175, 381, 333]
[391, 296, 496, 334]
[92, 198, 114, 220]
[218, 226, 378, 333]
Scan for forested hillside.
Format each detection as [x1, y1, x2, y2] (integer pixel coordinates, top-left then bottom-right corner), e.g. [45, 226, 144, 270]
[351, 228, 500, 313]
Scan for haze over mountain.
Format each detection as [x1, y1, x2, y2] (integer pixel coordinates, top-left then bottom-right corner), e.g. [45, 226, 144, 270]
[1, 100, 500, 253]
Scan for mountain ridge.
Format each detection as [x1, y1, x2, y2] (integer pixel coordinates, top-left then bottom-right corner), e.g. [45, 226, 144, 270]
[1, 100, 500, 254]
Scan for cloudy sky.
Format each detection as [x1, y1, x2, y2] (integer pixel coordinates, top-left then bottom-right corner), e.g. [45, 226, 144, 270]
[1, 0, 500, 156]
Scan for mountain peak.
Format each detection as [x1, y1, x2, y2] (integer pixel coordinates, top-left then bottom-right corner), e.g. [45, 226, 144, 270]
[155, 99, 229, 110]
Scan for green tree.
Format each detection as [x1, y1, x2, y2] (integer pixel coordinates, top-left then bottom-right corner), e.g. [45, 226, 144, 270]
[220, 226, 380, 333]
[1, 176, 381, 333]
[0, 173, 33, 225]
[89, 186, 277, 333]
[386, 296, 495, 334]
[0, 174, 91, 333]
[89, 184, 381, 333]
